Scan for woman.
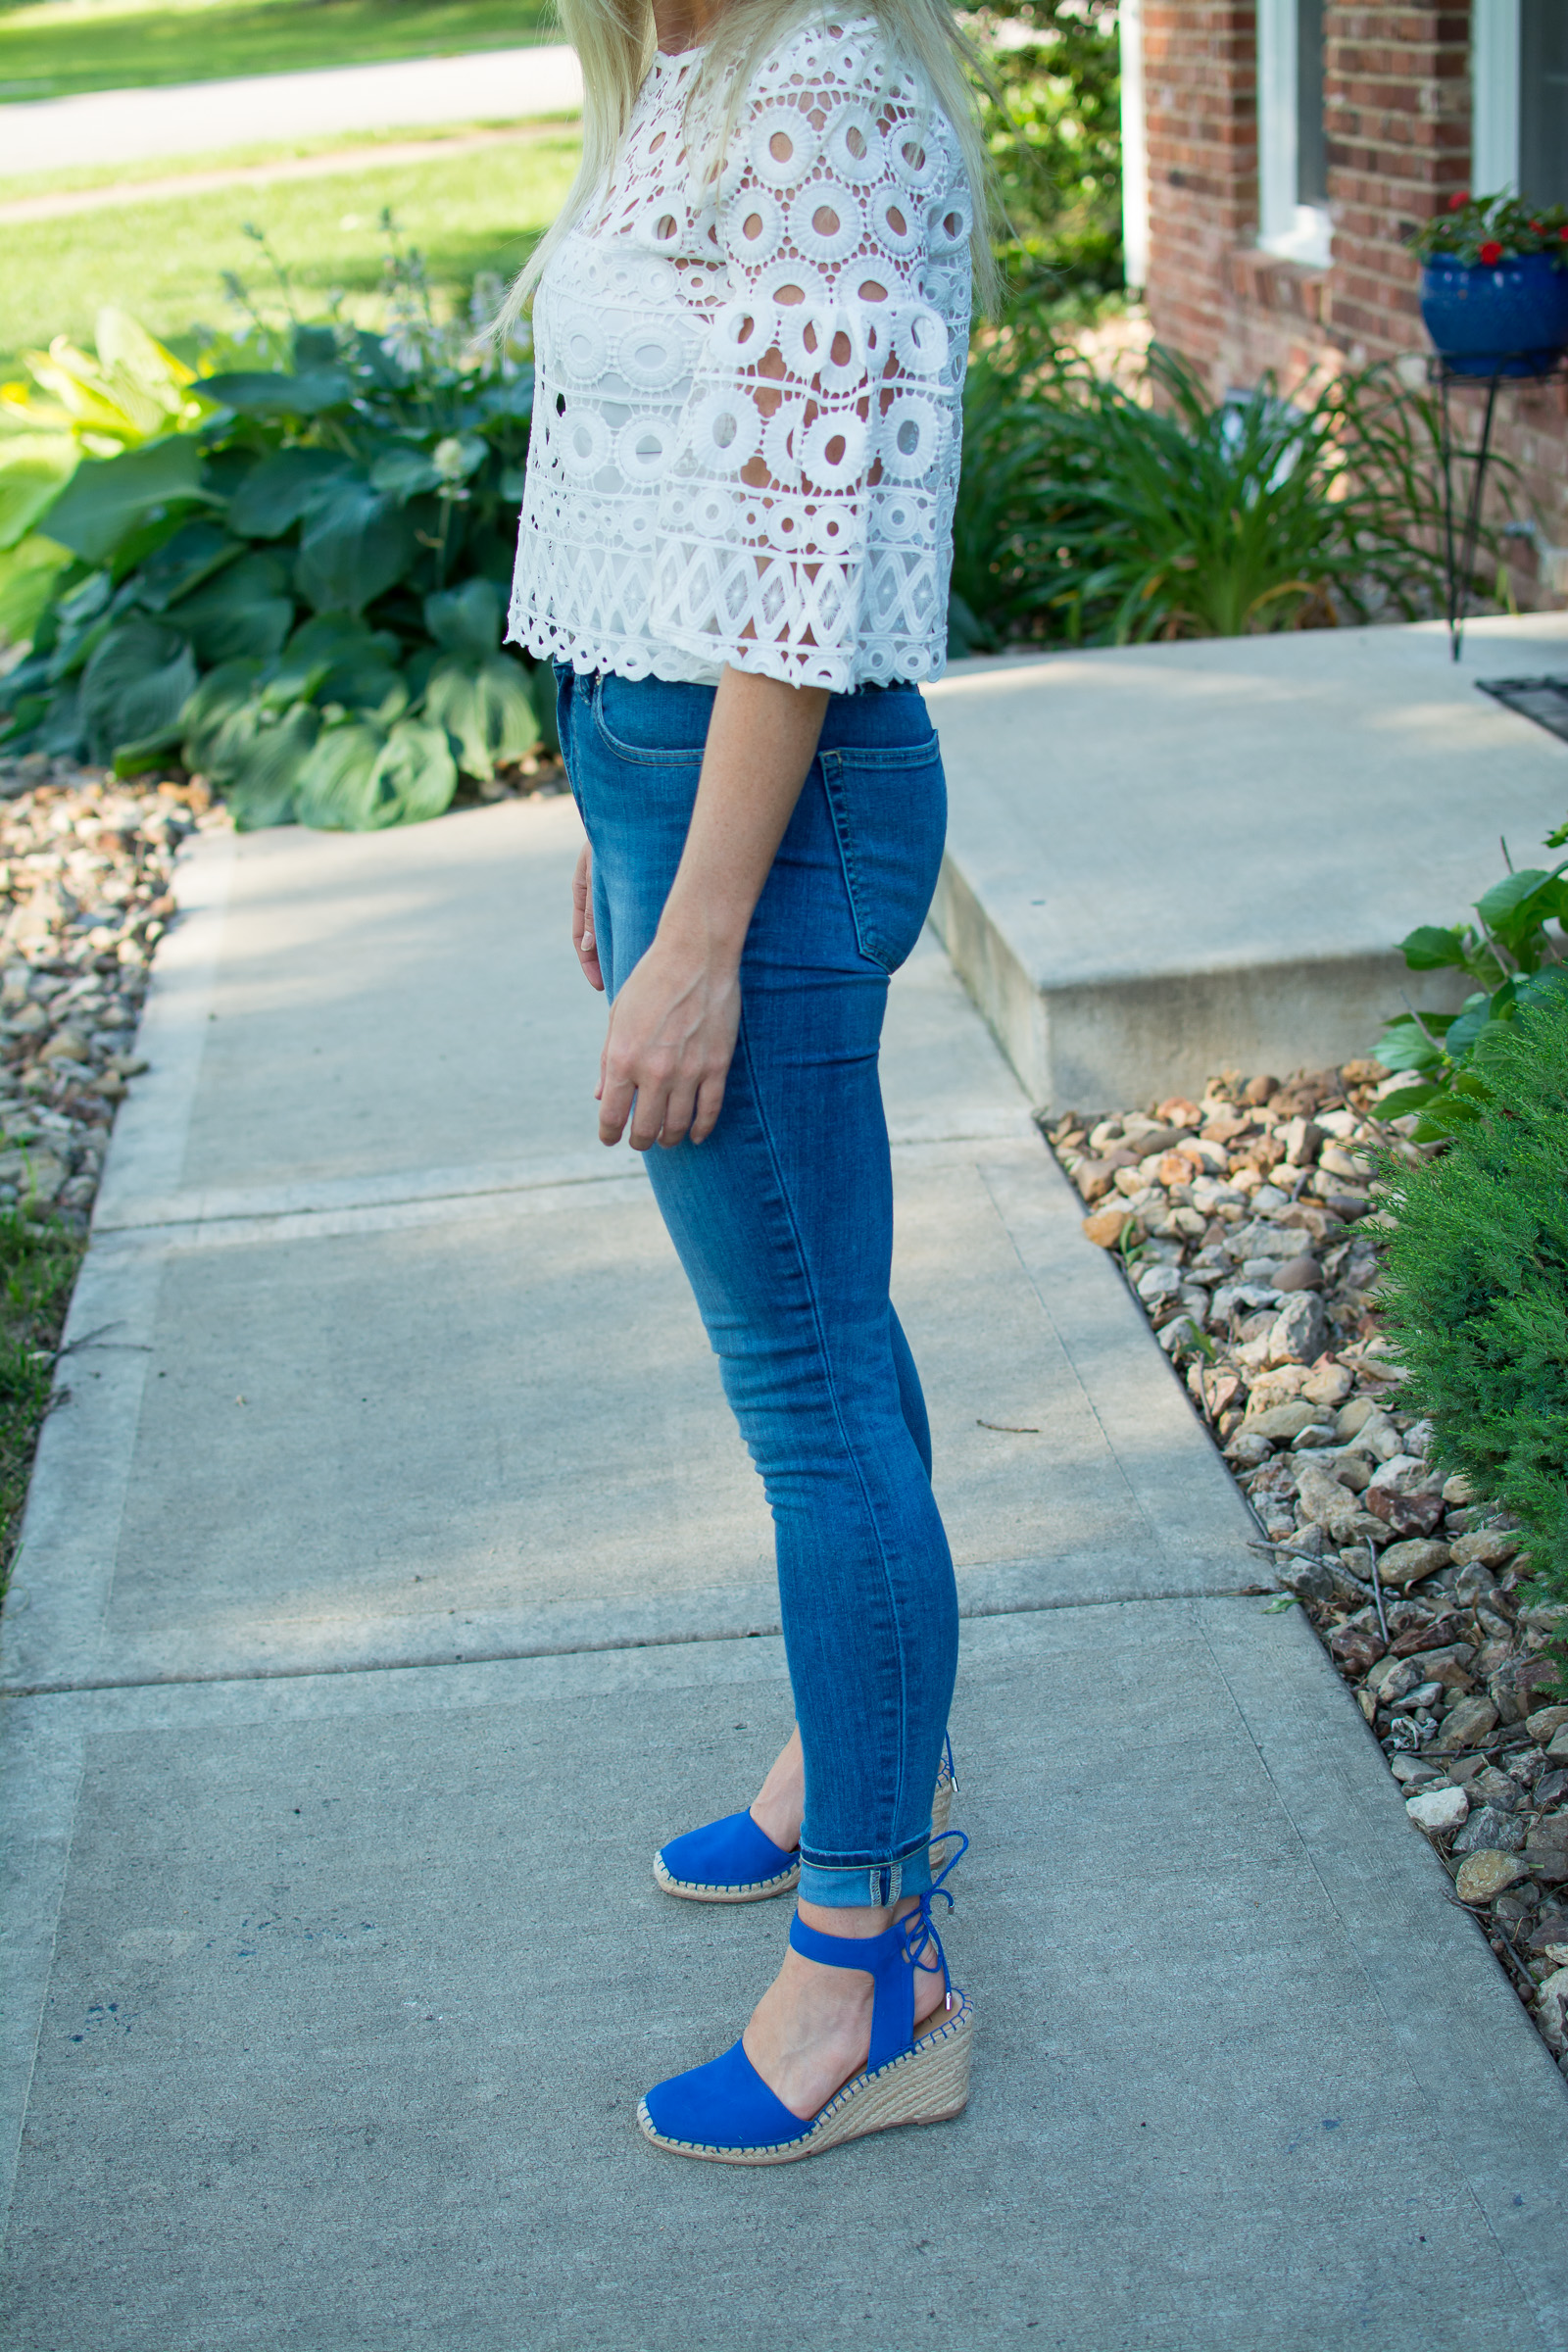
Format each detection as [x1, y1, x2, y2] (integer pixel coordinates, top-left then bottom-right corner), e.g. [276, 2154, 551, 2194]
[503, 0, 993, 2165]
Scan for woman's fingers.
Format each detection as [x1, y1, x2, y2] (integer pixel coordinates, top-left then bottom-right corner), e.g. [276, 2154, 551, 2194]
[572, 840, 605, 992]
[598, 1065, 637, 1147]
[657, 1079, 701, 1149]
[688, 1070, 727, 1147]
[594, 946, 739, 1151]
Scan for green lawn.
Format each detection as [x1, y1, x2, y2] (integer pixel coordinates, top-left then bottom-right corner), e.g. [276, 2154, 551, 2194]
[0, 1210, 83, 1592]
[0, 126, 579, 376]
[0, 0, 556, 104]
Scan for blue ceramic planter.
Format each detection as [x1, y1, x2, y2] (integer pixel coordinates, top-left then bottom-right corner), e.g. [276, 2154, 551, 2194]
[1420, 249, 1568, 378]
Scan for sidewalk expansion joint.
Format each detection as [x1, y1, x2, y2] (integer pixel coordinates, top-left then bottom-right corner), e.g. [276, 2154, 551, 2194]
[89, 1122, 1039, 1252]
[0, 1584, 1265, 1700]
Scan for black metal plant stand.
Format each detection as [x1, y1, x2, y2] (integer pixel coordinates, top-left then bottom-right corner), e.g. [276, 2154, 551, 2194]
[1431, 350, 1568, 661]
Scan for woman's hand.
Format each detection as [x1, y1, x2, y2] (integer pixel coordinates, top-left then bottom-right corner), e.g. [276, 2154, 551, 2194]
[596, 925, 740, 1149]
[572, 839, 604, 992]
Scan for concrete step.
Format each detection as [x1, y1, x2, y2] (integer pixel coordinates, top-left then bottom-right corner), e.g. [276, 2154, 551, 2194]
[927, 611, 1568, 1112]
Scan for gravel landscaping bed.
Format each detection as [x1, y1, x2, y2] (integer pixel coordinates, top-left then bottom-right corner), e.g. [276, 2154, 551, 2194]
[0, 754, 211, 1230]
[1048, 1073, 1568, 2080]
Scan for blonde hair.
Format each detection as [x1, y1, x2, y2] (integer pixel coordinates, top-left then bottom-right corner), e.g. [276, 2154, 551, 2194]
[493, 0, 1000, 339]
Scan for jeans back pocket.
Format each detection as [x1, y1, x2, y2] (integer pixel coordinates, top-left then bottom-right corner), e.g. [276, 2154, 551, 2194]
[818, 737, 947, 975]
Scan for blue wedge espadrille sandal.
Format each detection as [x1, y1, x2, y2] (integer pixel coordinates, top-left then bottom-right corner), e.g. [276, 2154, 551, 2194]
[653, 1737, 958, 1903]
[638, 1838, 971, 2166]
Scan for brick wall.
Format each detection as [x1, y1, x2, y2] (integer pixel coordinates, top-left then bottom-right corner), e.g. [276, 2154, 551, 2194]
[1142, 2, 1568, 604]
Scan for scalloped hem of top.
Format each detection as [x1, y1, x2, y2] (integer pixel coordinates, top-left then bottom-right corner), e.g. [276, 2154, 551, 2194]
[505, 609, 950, 699]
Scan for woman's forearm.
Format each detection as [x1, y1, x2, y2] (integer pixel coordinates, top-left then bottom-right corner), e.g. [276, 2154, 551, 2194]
[659, 665, 831, 963]
[594, 662, 830, 1150]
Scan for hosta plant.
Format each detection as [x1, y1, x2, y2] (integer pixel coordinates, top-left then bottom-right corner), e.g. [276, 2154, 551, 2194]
[0, 307, 203, 645]
[1, 227, 552, 830]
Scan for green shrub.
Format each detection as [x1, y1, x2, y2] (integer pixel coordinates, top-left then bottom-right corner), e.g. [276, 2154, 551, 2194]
[1376, 998, 1568, 1648]
[971, 0, 1124, 311]
[1374, 835, 1568, 1141]
[0, 228, 551, 830]
[951, 335, 1464, 654]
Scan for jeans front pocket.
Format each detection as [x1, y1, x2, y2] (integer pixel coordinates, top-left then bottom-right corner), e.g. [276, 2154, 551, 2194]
[594, 670, 712, 764]
[818, 736, 948, 975]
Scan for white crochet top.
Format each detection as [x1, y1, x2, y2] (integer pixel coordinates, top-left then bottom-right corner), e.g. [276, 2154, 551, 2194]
[507, 14, 971, 694]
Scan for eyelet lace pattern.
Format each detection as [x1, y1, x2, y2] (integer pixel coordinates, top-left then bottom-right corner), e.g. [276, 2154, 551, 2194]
[508, 15, 971, 693]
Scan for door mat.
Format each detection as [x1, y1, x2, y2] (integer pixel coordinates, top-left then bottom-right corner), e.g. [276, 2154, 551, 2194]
[1476, 673, 1568, 744]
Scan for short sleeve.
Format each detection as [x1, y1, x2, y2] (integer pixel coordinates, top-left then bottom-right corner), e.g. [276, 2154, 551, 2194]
[652, 24, 971, 692]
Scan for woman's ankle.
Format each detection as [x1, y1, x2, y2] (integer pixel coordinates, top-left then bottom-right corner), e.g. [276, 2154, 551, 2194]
[750, 1726, 805, 1850]
[795, 1896, 897, 1939]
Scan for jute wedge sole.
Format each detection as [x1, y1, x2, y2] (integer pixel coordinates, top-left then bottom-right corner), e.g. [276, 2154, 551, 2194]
[653, 1767, 956, 1904]
[636, 1992, 973, 2166]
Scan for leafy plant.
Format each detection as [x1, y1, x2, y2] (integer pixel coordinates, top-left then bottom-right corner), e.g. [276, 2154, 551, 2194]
[0, 308, 204, 653]
[1, 224, 554, 831]
[968, 0, 1123, 312]
[1411, 187, 1568, 269]
[1375, 996, 1568, 1653]
[1373, 835, 1568, 1140]
[951, 336, 1461, 651]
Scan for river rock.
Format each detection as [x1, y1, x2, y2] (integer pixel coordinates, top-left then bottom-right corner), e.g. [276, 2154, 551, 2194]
[1528, 1909, 1568, 1957]
[1404, 1643, 1476, 1691]
[1527, 1705, 1568, 1744]
[1406, 1786, 1468, 1836]
[1438, 1693, 1500, 1750]
[1454, 1848, 1529, 1904]
[1534, 1968, 1568, 2055]
[1241, 1398, 1322, 1443]
[16, 1149, 67, 1203]
[1267, 1292, 1328, 1365]
[1074, 1160, 1119, 1203]
[1367, 1485, 1446, 1539]
[1228, 1218, 1311, 1259]
[1330, 1625, 1386, 1676]
[1375, 1538, 1451, 1590]
[1364, 1652, 1421, 1706]
[1451, 1803, 1526, 1855]
[38, 1028, 89, 1064]
[1300, 1361, 1353, 1406]
[1449, 1528, 1521, 1570]
[1135, 1264, 1185, 1304]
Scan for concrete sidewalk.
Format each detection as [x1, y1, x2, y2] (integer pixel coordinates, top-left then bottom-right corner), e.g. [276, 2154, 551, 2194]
[0, 43, 582, 174]
[3, 791, 1567, 2348]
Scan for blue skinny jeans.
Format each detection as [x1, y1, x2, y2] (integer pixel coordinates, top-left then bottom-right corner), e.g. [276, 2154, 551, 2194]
[555, 662, 959, 1907]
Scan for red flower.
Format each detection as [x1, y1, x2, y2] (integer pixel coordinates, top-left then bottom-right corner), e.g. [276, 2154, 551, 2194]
[1448, 190, 1470, 211]
[1480, 239, 1503, 265]
[1560, 223, 1568, 241]
[1532, 219, 1544, 233]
